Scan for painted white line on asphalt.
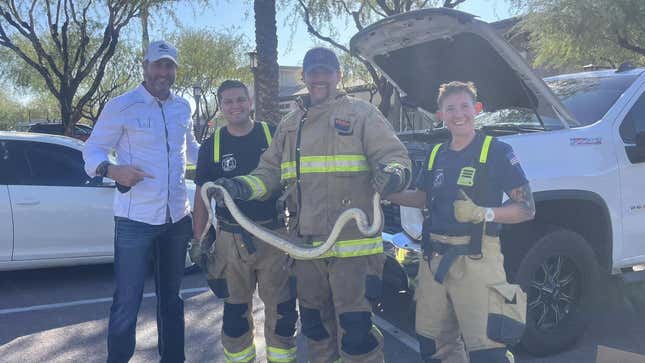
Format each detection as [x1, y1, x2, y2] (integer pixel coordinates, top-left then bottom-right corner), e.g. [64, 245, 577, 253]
[1, 286, 422, 355]
[373, 315, 420, 353]
[0, 287, 210, 315]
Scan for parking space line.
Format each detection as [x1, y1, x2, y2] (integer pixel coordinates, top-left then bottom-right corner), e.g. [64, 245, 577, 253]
[1, 286, 421, 356]
[373, 315, 420, 353]
[0, 287, 210, 315]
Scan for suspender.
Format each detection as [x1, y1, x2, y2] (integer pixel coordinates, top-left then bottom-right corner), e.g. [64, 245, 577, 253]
[213, 121, 272, 163]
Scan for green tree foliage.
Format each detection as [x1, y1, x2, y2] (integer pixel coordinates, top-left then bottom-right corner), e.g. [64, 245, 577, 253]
[0, 0, 142, 134]
[169, 28, 251, 132]
[513, 0, 645, 69]
[286, 0, 467, 116]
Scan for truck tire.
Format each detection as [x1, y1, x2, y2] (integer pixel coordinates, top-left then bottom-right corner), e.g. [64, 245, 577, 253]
[515, 228, 599, 356]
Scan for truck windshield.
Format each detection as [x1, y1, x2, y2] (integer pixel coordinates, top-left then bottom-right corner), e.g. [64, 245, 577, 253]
[474, 74, 638, 129]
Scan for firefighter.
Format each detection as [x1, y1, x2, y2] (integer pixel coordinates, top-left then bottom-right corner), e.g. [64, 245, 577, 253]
[191, 80, 297, 363]
[387, 81, 535, 363]
[209, 47, 411, 363]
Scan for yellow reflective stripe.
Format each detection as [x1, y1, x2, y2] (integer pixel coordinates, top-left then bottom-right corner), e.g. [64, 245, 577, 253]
[309, 237, 383, 258]
[225, 343, 256, 363]
[281, 161, 296, 180]
[260, 121, 272, 145]
[267, 346, 297, 362]
[186, 164, 196, 171]
[479, 135, 492, 163]
[237, 175, 267, 199]
[427, 143, 442, 170]
[213, 127, 222, 163]
[280, 155, 368, 179]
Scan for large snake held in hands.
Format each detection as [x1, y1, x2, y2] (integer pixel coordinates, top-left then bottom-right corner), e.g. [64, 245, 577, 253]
[198, 181, 383, 259]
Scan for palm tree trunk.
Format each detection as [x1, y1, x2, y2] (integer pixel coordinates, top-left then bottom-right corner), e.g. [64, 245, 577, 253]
[254, 0, 281, 125]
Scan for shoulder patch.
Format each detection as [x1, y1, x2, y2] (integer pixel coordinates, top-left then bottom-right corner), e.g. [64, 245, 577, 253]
[334, 118, 353, 134]
[506, 151, 520, 166]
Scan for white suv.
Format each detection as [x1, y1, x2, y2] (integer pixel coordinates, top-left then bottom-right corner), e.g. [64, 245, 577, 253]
[351, 8, 645, 356]
[0, 131, 197, 272]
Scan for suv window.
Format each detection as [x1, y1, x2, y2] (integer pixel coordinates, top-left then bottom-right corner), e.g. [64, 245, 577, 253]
[9, 141, 92, 186]
[547, 75, 638, 127]
[620, 92, 645, 144]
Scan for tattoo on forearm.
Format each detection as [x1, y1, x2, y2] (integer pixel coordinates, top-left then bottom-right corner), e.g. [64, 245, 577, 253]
[506, 183, 536, 218]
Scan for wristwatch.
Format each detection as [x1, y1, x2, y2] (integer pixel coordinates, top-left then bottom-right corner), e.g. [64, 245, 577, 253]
[484, 207, 495, 222]
[96, 161, 111, 178]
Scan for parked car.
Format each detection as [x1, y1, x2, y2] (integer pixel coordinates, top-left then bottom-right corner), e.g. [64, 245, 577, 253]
[0, 131, 198, 273]
[28, 122, 93, 141]
[351, 8, 645, 356]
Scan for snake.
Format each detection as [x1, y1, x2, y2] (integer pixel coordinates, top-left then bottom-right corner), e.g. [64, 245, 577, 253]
[198, 181, 383, 259]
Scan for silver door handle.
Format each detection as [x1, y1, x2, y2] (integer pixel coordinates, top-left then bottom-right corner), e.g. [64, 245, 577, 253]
[15, 200, 40, 206]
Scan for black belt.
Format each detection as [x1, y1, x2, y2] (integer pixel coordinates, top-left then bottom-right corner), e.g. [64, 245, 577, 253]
[218, 220, 278, 255]
[422, 232, 496, 284]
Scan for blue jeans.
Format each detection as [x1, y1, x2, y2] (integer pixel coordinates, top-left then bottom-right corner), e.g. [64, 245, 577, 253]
[107, 215, 191, 363]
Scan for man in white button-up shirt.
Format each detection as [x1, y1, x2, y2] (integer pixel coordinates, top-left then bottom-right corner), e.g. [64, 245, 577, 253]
[83, 40, 199, 363]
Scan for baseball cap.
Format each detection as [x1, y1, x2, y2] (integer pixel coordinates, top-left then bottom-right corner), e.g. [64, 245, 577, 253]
[303, 47, 340, 74]
[144, 40, 178, 65]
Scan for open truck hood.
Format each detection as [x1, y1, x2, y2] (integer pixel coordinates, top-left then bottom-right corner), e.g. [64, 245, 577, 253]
[350, 8, 577, 128]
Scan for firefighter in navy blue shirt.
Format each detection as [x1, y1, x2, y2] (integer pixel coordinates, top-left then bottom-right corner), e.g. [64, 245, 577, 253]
[191, 80, 297, 363]
[387, 81, 536, 363]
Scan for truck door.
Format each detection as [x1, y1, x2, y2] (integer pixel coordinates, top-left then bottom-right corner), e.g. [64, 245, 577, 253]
[616, 83, 645, 266]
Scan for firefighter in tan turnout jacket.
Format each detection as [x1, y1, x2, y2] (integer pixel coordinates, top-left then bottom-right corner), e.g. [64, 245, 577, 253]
[211, 47, 411, 363]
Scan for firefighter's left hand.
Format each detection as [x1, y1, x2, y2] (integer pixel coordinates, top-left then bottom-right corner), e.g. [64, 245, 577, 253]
[373, 163, 409, 196]
[453, 189, 486, 223]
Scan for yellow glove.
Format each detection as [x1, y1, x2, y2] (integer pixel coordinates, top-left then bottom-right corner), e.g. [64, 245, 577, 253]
[453, 189, 485, 223]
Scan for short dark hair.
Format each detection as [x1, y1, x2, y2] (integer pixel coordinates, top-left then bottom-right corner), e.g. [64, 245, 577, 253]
[437, 81, 478, 108]
[217, 80, 249, 102]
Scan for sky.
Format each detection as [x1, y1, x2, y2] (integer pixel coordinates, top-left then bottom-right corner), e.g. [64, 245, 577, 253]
[149, 0, 515, 66]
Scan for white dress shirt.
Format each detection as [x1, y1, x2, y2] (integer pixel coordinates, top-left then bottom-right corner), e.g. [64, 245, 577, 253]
[83, 84, 200, 225]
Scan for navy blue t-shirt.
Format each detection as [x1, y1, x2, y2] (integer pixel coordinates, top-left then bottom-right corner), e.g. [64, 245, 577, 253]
[415, 133, 528, 235]
[195, 122, 277, 222]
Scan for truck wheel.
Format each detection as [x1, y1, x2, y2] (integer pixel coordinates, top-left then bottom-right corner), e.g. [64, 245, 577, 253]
[515, 228, 599, 356]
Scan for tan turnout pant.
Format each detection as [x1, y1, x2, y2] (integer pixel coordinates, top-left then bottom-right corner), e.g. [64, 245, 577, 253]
[294, 254, 386, 363]
[206, 227, 297, 363]
[415, 234, 526, 363]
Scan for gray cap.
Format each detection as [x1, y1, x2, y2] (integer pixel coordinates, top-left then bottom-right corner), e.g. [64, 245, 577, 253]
[144, 40, 178, 65]
[303, 47, 340, 74]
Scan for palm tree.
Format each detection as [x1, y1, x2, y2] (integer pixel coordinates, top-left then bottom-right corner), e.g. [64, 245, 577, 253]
[254, 0, 281, 125]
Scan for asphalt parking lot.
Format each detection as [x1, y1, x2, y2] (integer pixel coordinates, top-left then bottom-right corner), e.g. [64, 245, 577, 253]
[2, 264, 645, 362]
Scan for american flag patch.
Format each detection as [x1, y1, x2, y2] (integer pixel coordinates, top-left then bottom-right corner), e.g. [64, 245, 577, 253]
[507, 152, 520, 166]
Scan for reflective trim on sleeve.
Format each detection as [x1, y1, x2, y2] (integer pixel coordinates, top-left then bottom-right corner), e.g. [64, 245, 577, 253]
[260, 121, 273, 145]
[267, 346, 297, 363]
[237, 175, 267, 200]
[427, 143, 442, 170]
[308, 236, 383, 258]
[479, 135, 493, 164]
[224, 343, 256, 363]
[281, 161, 297, 180]
[213, 127, 222, 163]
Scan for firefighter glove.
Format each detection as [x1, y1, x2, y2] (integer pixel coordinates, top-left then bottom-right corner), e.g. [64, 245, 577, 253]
[188, 238, 209, 270]
[373, 163, 410, 196]
[453, 189, 485, 223]
[211, 177, 252, 201]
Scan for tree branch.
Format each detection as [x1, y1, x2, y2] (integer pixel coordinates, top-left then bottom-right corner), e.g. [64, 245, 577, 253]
[298, 0, 350, 53]
[616, 32, 645, 56]
[443, 0, 466, 8]
[375, 0, 395, 16]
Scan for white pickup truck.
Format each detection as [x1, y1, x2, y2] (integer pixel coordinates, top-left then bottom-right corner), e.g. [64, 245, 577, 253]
[350, 8, 645, 356]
